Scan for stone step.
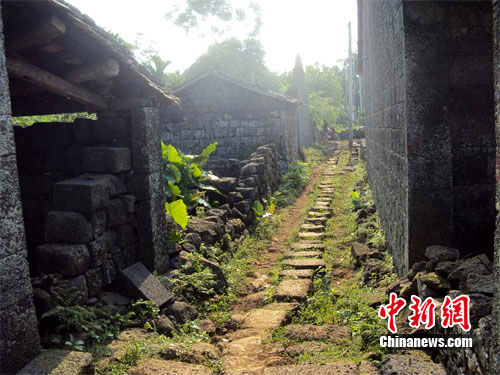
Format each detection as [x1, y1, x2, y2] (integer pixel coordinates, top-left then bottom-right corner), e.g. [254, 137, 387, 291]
[299, 232, 325, 239]
[241, 302, 299, 330]
[308, 210, 332, 218]
[291, 242, 325, 251]
[129, 359, 212, 375]
[17, 350, 93, 375]
[306, 217, 328, 224]
[279, 269, 315, 279]
[275, 279, 312, 301]
[283, 258, 326, 269]
[300, 224, 325, 232]
[263, 363, 359, 375]
[284, 251, 323, 258]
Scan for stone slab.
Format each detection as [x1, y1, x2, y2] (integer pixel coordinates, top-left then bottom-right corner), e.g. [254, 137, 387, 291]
[284, 258, 326, 269]
[305, 217, 328, 224]
[120, 262, 172, 307]
[53, 175, 110, 213]
[263, 363, 359, 375]
[275, 279, 312, 301]
[299, 232, 325, 239]
[379, 354, 447, 375]
[284, 251, 322, 258]
[17, 350, 93, 375]
[279, 269, 314, 278]
[300, 224, 325, 232]
[129, 359, 211, 375]
[308, 211, 332, 217]
[291, 242, 325, 251]
[81, 147, 132, 173]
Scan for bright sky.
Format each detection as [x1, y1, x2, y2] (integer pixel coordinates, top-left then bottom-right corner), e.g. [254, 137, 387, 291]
[67, 0, 358, 74]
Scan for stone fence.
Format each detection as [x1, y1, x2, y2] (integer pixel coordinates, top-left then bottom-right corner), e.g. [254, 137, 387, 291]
[166, 144, 284, 272]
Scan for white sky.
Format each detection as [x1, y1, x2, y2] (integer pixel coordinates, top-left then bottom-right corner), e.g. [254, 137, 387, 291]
[67, 0, 358, 74]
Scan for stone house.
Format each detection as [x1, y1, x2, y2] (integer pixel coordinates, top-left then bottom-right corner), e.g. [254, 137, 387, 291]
[159, 72, 301, 162]
[358, 0, 499, 372]
[0, 1, 178, 373]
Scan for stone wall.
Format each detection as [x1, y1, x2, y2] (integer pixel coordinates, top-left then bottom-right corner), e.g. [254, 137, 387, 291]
[361, 0, 409, 274]
[15, 107, 168, 310]
[0, 2, 41, 373]
[166, 144, 284, 272]
[160, 74, 298, 162]
[493, 0, 500, 371]
[404, 0, 495, 266]
[361, 0, 496, 274]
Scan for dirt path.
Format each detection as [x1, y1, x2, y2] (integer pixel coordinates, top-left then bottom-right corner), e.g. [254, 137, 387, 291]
[218, 143, 378, 375]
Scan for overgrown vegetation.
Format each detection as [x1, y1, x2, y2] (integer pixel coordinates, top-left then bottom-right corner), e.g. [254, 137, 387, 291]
[270, 149, 396, 365]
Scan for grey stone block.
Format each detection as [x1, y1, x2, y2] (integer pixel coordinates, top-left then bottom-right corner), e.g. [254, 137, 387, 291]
[92, 118, 129, 141]
[45, 211, 93, 244]
[0, 296, 41, 375]
[131, 107, 162, 174]
[0, 114, 14, 157]
[127, 171, 162, 201]
[0, 155, 27, 260]
[101, 259, 117, 286]
[53, 175, 110, 213]
[36, 244, 90, 277]
[91, 210, 107, 239]
[0, 253, 33, 310]
[120, 262, 173, 307]
[86, 268, 103, 298]
[81, 147, 132, 173]
[73, 118, 95, 144]
[88, 236, 107, 268]
[107, 198, 130, 227]
[136, 198, 168, 273]
[116, 224, 136, 248]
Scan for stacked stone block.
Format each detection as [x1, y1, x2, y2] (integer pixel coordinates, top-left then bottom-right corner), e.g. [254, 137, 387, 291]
[0, 3, 41, 373]
[168, 144, 285, 271]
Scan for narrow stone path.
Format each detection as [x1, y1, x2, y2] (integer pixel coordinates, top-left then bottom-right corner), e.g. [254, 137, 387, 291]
[219, 146, 378, 375]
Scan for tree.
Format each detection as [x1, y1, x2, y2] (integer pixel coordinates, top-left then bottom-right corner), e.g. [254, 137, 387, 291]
[166, 0, 262, 39]
[304, 64, 348, 131]
[184, 37, 281, 91]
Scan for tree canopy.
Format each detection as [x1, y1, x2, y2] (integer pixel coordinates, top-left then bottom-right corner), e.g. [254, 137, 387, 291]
[184, 37, 281, 91]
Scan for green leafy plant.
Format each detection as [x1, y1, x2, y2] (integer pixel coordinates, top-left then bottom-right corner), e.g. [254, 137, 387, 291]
[65, 334, 85, 351]
[162, 141, 218, 228]
[130, 299, 159, 321]
[350, 190, 362, 210]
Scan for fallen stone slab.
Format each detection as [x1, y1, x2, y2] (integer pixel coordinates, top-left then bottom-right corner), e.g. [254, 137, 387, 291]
[263, 362, 359, 375]
[379, 354, 447, 375]
[300, 224, 325, 232]
[275, 279, 312, 301]
[17, 350, 93, 375]
[284, 258, 326, 269]
[299, 232, 325, 239]
[129, 359, 211, 375]
[284, 251, 322, 258]
[120, 262, 173, 307]
[283, 324, 351, 343]
[279, 269, 315, 278]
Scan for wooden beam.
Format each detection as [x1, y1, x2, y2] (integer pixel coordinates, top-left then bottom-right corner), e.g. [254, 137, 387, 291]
[7, 15, 66, 52]
[65, 58, 119, 83]
[6, 56, 108, 110]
